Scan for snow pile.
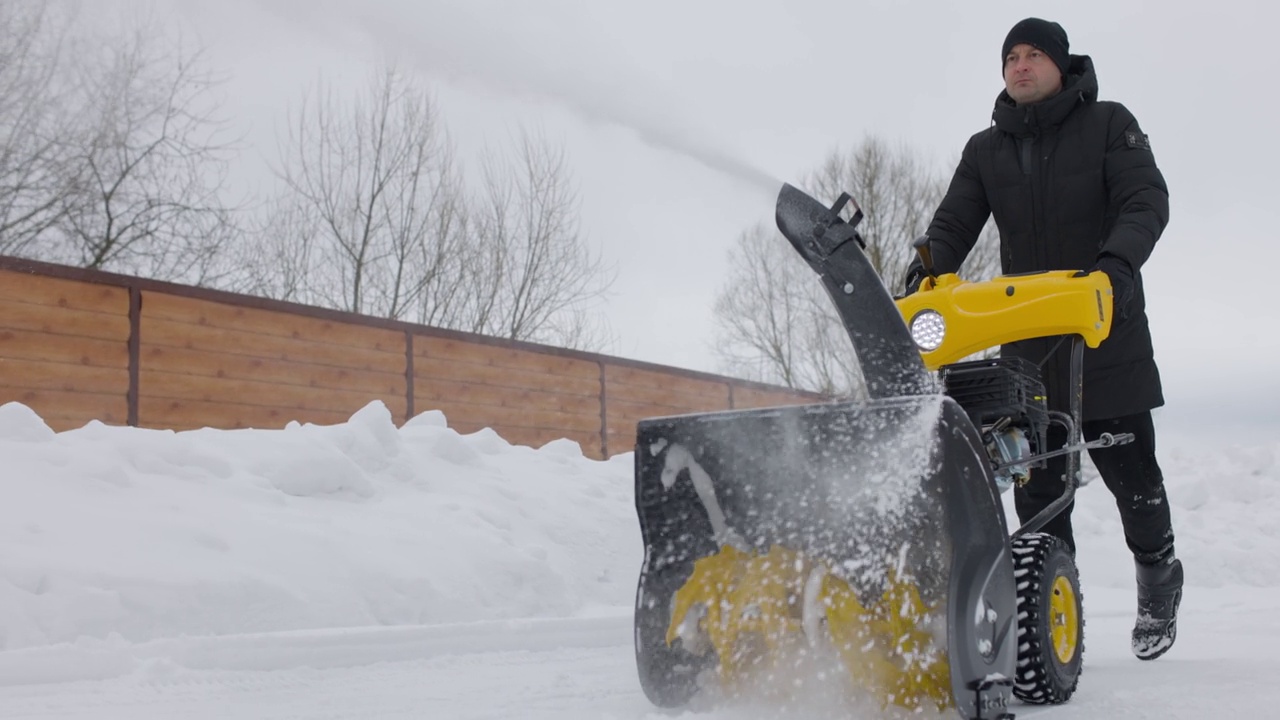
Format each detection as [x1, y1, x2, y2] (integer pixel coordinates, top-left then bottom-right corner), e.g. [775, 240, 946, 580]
[0, 401, 638, 651]
[0, 399, 1277, 655]
[1069, 434, 1280, 590]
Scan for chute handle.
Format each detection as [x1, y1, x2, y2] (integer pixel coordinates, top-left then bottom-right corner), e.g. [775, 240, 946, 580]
[913, 234, 937, 282]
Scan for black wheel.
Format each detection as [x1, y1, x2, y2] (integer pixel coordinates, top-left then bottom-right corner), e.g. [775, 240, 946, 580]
[1011, 533, 1083, 704]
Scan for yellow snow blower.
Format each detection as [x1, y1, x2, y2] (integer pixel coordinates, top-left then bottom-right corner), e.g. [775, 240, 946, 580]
[633, 184, 1133, 719]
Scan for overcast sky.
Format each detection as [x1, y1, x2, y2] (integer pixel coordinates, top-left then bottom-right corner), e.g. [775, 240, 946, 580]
[90, 0, 1279, 434]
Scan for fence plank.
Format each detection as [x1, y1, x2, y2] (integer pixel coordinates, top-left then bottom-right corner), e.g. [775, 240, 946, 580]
[415, 363, 600, 399]
[0, 357, 127, 395]
[138, 396, 359, 431]
[604, 384, 731, 412]
[414, 356, 600, 398]
[604, 363, 729, 391]
[143, 345, 403, 397]
[0, 328, 128, 369]
[416, 335, 596, 376]
[0, 388, 127, 428]
[142, 369, 405, 415]
[144, 292, 403, 353]
[0, 269, 128, 313]
[143, 317, 405, 375]
[604, 364, 730, 406]
[414, 379, 600, 416]
[0, 297, 131, 341]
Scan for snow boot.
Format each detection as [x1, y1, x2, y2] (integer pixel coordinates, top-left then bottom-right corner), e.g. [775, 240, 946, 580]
[1132, 554, 1182, 660]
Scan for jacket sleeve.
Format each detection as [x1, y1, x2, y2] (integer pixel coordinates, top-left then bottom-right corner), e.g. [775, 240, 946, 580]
[924, 133, 991, 276]
[1099, 103, 1169, 270]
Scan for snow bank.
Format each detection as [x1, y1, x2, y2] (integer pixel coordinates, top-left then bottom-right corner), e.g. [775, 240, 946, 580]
[1012, 435, 1280, 591]
[0, 402, 639, 651]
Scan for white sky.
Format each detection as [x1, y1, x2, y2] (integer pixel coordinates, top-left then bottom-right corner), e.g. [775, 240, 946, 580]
[1, 399, 1278, 716]
[85, 0, 1280, 434]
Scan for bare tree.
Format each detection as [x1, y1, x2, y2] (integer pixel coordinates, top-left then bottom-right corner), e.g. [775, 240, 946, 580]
[230, 193, 319, 303]
[712, 135, 1001, 395]
[411, 177, 472, 329]
[712, 221, 851, 394]
[805, 137, 943, 287]
[263, 68, 612, 349]
[43, 15, 238, 284]
[265, 64, 464, 319]
[465, 130, 613, 348]
[0, 2, 75, 255]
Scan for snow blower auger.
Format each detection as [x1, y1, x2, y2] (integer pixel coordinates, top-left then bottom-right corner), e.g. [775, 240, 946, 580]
[633, 183, 1136, 719]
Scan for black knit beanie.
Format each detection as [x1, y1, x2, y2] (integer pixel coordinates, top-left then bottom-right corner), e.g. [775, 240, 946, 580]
[1001, 18, 1069, 77]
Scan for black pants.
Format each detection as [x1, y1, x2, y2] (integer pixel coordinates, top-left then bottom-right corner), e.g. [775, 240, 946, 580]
[1014, 411, 1175, 563]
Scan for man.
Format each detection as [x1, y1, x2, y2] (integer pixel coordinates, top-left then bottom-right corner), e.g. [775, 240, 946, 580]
[905, 18, 1182, 660]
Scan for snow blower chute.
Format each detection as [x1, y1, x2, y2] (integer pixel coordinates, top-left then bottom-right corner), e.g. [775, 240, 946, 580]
[633, 184, 1134, 719]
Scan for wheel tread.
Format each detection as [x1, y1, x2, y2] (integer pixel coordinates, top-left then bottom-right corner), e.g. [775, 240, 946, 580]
[1010, 533, 1083, 705]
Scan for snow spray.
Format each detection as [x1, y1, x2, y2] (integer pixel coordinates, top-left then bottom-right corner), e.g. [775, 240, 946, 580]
[265, 1, 786, 200]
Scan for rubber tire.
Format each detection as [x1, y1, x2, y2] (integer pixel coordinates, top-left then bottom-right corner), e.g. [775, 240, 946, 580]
[1011, 533, 1083, 704]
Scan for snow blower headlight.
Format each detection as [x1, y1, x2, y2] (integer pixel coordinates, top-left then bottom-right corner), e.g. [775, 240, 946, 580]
[910, 310, 946, 351]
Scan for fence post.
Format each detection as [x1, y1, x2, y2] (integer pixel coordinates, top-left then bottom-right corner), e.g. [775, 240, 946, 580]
[598, 361, 608, 459]
[404, 331, 415, 424]
[127, 286, 141, 427]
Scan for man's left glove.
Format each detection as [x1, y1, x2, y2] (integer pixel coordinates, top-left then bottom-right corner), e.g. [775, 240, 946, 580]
[1094, 254, 1135, 320]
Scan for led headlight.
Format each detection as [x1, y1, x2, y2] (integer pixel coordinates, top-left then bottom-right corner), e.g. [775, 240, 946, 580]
[909, 309, 946, 351]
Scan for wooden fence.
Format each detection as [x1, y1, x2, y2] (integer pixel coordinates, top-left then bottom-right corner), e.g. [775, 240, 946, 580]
[0, 256, 826, 459]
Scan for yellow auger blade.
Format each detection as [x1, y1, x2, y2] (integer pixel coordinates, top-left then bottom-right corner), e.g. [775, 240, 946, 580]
[666, 545, 950, 712]
[823, 571, 951, 712]
[666, 545, 811, 686]
[895, 270, 1113, 370]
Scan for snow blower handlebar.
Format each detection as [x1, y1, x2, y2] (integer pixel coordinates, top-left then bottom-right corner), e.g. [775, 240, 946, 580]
[894, 270, 1114, 371]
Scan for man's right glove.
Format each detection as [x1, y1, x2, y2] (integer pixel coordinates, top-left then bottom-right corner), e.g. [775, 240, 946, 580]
[1094, 254, 1135, 320]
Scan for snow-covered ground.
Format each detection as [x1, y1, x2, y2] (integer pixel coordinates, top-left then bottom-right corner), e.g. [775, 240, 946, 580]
[1, 399, 1276, 718]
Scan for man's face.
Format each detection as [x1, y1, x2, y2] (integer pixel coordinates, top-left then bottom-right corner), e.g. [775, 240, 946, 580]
[1003, 43, 1063, 104]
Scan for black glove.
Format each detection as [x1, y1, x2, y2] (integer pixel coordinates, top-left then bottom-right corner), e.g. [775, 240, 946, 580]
[1094, 254, 1134, 320]
[903, 261, 927, 296]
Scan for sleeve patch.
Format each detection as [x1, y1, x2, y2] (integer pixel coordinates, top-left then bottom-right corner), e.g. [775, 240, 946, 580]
[1125, 131, 1151, 150]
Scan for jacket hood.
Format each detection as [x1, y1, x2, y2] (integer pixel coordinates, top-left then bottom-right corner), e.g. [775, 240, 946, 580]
[993, 54, 1098, 136]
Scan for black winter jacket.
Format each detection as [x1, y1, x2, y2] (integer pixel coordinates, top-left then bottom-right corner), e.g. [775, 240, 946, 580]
[923, 55, 1169, 420]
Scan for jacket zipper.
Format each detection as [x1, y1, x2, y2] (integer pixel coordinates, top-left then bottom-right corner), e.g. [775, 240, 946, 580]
[1018, 112, 1042, 271]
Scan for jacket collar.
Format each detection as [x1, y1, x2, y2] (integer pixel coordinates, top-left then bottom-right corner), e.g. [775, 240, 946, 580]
[992, 54, 1098, 137]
